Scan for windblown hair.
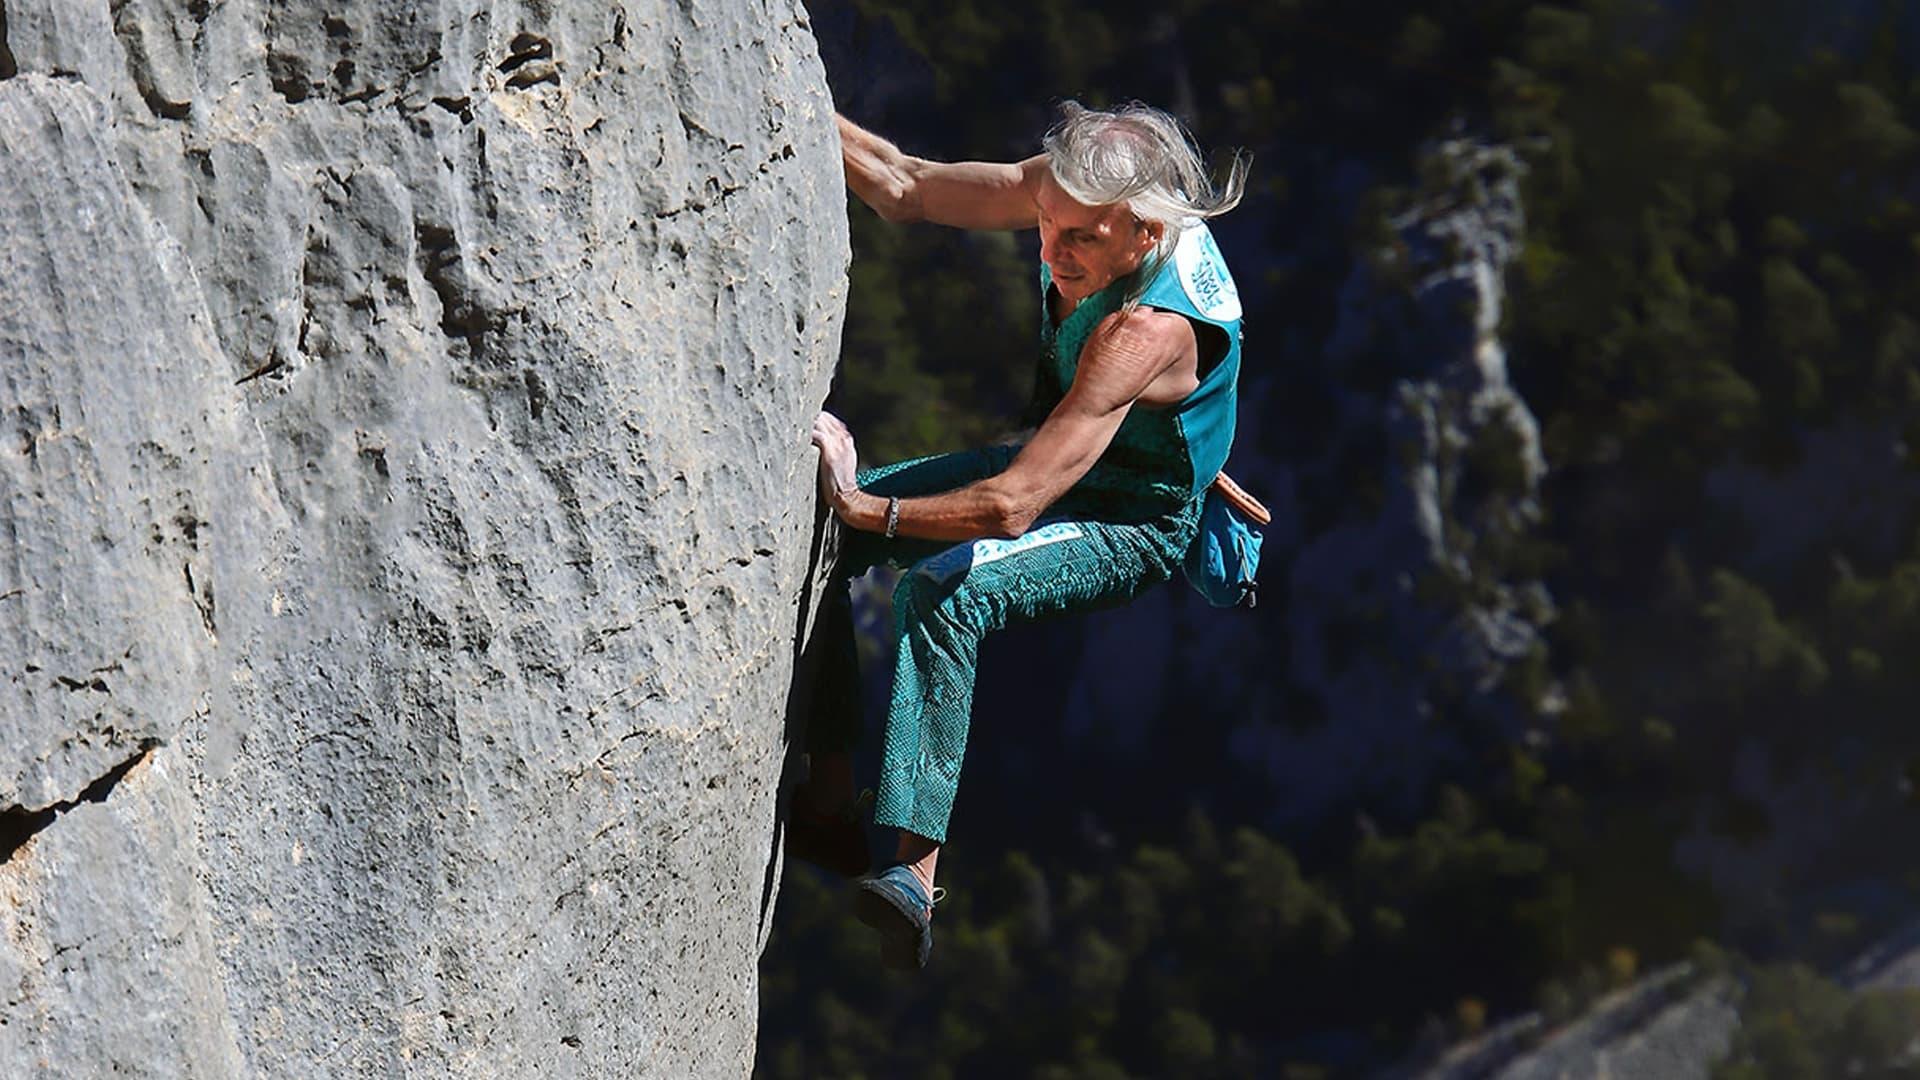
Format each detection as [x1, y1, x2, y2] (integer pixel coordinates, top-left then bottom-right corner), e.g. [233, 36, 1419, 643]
[1041, 100, 1248, 277]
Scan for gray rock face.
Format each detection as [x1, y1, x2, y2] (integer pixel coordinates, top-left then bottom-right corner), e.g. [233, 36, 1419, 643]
[1399, 966, 1741, 1080]
[0, 0, 847, 1074]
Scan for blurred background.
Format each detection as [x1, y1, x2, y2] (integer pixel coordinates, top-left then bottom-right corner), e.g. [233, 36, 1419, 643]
[759, 1, 1920, 1075]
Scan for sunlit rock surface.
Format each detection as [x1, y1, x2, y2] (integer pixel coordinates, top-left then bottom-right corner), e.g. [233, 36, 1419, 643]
[0, 1, 846, 1073]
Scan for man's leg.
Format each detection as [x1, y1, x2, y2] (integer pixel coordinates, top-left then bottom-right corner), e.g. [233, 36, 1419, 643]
[789, 446, 1020, 876]
[850, 505, 1197, 965]
[800, 444, 1020, 761]
[871, 502, 1199, 851]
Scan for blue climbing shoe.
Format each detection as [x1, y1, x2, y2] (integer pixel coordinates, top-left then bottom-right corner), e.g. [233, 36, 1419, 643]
[853, 864, 945, 971]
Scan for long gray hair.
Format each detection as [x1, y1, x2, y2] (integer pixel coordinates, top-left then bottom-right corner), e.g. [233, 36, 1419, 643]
[1041, 100, 1248, 300]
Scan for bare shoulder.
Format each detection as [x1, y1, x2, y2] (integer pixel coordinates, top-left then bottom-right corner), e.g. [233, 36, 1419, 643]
[1084, 307, 1197, 373]
[1013, 154, 1051, 192]
[1066, 307, 1198, 409]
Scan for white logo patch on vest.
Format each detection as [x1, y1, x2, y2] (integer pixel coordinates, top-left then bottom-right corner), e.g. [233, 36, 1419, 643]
[1173, 225, 1241, 322]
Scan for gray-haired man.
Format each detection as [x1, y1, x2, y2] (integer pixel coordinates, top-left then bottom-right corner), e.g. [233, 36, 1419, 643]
[796, 101, 1253, 970]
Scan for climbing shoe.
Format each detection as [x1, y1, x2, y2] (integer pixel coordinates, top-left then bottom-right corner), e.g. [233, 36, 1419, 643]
[853, 864, 945, 971]
[786, 788, 873, 878]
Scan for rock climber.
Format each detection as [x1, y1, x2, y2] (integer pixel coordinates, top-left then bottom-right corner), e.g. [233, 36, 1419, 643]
[790, 100, 1257, 971]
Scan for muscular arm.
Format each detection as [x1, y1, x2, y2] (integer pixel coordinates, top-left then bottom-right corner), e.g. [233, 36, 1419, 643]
[830, 311, 1199, 540]
[837, 114, 1046, 230]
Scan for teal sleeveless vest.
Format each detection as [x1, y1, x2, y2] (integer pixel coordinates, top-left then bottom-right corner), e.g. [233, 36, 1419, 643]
[1036, 222, 1244, 515]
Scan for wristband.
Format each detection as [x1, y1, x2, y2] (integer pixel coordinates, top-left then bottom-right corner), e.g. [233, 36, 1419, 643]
[884, 496, 901, 539]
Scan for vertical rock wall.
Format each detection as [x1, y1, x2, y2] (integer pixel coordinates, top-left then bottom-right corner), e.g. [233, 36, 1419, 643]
[0, 0, 847, 1074]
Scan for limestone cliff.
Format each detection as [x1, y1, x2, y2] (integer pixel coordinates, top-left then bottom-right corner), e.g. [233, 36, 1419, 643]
[0, 0, 846, 1075]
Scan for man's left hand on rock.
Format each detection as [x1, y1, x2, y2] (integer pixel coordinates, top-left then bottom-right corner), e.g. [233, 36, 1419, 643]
[811, 410, 865, 520]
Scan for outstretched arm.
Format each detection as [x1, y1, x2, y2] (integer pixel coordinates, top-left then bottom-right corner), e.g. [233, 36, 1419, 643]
[837, 114, 1046, 230]
[816, 310, 1198, 541]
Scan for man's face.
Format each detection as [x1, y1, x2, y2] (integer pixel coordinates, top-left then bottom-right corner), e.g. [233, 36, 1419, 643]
[1036, 171, 1160, 304]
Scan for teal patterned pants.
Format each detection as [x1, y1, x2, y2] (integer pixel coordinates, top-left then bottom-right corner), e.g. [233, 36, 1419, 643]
[809, 446, 1201, 844]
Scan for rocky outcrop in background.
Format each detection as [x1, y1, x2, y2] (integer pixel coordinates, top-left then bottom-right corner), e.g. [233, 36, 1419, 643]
[0, 0, 846, 1074]
[1396, 965, 1741, 1080]
[1267, 139, 1552, 817]
[1401, 920, 1920, 1078]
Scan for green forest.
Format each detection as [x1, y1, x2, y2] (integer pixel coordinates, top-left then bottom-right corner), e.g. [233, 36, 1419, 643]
[761, 0, 1920, 1075]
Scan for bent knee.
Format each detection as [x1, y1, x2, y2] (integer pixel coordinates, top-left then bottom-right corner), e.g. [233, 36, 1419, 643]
[892, 561, 980, 632]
